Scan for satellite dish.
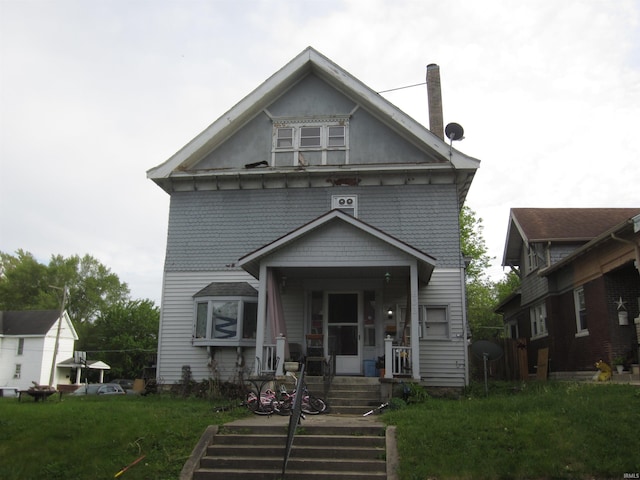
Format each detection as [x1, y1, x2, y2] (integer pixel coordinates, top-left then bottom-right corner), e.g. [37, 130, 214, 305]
[445, 122, 464, 141]
[471, 340, 504, 396]
[471, 340, 503, 361]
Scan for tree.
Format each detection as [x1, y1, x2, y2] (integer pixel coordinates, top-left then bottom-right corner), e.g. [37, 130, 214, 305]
[79, 299, 159, 379]
[459, 207, 515, 340]
[0, 251, 130, 324]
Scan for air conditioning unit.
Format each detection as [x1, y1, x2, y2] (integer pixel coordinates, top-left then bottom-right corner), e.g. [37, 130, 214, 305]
[331, 195, 358, 216]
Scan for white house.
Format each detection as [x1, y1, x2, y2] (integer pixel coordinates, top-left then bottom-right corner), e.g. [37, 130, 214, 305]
[0, 310, 78, 391]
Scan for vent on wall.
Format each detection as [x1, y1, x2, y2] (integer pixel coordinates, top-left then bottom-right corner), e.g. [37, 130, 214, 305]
[331, 195, 358, 217]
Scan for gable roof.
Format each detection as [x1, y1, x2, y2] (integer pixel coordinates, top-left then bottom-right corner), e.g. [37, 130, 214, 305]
[147, 47, 480, 187]
[0, 310, 78, 340]
[502, 208, 640, 266]
[238, 209, 437, 282]
[0, 310, 60, 335]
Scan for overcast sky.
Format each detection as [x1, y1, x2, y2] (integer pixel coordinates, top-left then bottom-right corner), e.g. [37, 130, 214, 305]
[1, 0, 639, 304]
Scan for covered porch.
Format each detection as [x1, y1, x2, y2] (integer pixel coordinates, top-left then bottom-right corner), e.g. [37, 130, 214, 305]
[238, 210, 436, 381]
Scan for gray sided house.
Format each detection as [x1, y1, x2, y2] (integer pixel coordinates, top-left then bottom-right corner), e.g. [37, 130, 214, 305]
[147, 47, 481, 389]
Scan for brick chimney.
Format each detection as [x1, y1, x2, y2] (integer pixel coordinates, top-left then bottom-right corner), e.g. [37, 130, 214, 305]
[426, 64, 444, 140]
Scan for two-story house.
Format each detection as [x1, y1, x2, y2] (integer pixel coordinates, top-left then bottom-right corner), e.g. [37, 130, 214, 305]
[147, 47, 481, 389]
[500, 208, 640, 376]
[0, 310, 78, 391]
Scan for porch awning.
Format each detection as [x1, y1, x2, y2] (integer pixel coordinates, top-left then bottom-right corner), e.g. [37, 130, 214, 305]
[57, 358, 111, 370]
[238, 209, 436, 283]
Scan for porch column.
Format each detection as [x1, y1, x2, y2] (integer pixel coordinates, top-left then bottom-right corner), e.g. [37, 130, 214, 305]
[384, 335, 393, 379]
[254, 264, 269, 375]
[276, 334, 286, 376]
[410, 262, 420, 380]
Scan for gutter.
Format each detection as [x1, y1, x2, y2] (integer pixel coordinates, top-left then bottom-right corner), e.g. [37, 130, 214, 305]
[610, 233, 640, 274]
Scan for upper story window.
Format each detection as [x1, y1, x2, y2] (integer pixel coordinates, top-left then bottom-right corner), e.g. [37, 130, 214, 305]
[193, 282, 258, 347]
[17, 338, 24, 355]
[573, 286, 588, 337]
[526, 243, 539, 273]
[272, 117, 349, 167]
[530, 302, 547, 339]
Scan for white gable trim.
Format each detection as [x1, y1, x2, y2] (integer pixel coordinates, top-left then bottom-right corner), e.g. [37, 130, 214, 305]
[147, 47, 480, 180]
[238, 209, 436, 280]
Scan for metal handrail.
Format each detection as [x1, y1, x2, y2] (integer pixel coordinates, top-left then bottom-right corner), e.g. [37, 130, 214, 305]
[322, 354, 335, 399]
[282, 364, 305, 478]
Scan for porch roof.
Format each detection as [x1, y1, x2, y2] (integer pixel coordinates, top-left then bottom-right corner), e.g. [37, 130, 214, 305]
[238, 209, 437, 283]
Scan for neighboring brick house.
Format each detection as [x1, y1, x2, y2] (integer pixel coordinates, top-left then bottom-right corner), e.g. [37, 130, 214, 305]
[148, 47, 481, 388]
[500, 208, 640, 375]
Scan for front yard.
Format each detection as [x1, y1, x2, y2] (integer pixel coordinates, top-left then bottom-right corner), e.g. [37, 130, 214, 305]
[0, 382, 638, 479]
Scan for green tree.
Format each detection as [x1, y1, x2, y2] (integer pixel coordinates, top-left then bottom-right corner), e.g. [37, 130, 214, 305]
[80, 299, 159, 379]
[459, 207, 515, 340]
[0, 251, 130, 324]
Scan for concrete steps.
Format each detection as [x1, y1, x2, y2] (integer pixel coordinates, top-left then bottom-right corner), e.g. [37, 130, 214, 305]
[304, 376, 382, 415]
[189, 421, 387, 480]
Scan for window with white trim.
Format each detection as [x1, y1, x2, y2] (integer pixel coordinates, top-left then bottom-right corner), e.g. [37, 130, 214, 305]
[272, 118, 349, 166]
[573, 287, 588, 336]
[530, 302, 547, 339]
[526, 243, 539, 273]
[422, 305, 450, 339]
[399, 305, 450, 340]
[14, 364, 21, 379]
[194, 298, 258, 345]
[193, 282, 258, 346]
[17, 338, 24, 355]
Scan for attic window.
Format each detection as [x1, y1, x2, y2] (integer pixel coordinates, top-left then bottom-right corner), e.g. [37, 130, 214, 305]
[272, 118, 349, 166]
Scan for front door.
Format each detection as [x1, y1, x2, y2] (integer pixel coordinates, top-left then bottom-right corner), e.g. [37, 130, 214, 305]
[327, 292, 361, 375]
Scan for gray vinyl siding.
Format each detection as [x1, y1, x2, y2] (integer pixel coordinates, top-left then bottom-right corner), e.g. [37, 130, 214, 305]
[157, 270, 259, 383]
[164, 184, 462, 272]
[419, 268, 467, 387]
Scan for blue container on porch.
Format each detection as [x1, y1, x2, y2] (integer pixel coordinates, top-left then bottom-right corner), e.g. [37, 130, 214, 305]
[364, 359, 376, 377]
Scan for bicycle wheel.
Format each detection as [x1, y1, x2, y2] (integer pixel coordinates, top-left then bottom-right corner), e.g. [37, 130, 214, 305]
[302, 395, 327, 415]
[274, 396, 292, 416]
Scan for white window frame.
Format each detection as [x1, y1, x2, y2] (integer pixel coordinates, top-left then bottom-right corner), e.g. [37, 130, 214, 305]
[14, 364, 21, 379]
[530, 302, 547, 340]
[272, 117, 349, 166]
[526, 243, 539, 273]
[573, 286, 589, 337]
[421, 305, 450, 340]
[193, 296, 258, 347]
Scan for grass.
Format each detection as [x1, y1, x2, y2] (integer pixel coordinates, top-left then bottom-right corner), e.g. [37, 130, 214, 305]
[383, 381, 640, 480]
[1, 382, 638, 480]
[0, 393, 249, 480]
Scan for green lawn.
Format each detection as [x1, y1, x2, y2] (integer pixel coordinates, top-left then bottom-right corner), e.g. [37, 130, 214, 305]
[384, 382, 640, 479]
[0, 394, 247, 480]
[1, 382, 638, 480]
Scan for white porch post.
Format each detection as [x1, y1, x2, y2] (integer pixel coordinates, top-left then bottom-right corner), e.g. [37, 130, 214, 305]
[384, 335, 393, 379]
[255, 264, 269, 375]
[99, 370, 104, 383]
[410, 263, 420, 380]
[276, 334, 286, 376]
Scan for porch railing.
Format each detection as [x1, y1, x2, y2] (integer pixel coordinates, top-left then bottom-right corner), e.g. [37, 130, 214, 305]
[384, 336, 412, 377]
[259, 344, 278, 376]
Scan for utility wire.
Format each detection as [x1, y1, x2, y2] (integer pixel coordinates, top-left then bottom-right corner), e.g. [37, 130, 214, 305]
[377, 82, 426, 94]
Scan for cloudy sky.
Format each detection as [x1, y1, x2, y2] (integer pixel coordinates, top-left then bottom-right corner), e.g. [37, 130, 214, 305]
[1, 0, 639, 304]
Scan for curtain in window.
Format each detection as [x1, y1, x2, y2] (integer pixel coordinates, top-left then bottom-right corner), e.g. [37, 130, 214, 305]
[267, 269, 289, 359]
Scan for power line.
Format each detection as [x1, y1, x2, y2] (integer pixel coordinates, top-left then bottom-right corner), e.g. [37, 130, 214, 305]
[377, 82, 426, 94]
